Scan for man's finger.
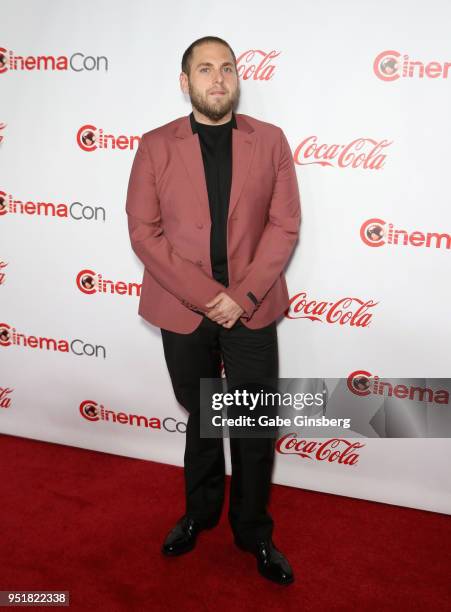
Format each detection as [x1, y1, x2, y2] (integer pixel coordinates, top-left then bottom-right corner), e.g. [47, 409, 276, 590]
[205, 293, 225, 308]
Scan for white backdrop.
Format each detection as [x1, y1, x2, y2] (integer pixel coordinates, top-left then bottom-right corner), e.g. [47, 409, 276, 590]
[1, 0, 451, 515]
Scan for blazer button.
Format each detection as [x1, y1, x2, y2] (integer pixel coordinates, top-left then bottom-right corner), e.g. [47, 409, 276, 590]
[196, 222, 203, 229]
[196, 260, 203, 266]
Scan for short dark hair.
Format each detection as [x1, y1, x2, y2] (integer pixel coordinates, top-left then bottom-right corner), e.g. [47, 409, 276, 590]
[181, 36, 237, 76]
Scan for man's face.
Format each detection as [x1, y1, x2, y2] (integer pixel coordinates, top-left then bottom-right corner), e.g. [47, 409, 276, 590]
[180, 42, 240, 122]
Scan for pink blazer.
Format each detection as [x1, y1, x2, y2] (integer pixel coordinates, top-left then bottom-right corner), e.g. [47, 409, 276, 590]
[126, 112, 301, 333]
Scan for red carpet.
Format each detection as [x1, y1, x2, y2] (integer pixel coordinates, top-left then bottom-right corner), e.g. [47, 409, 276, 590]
[1, 432, 450, 611]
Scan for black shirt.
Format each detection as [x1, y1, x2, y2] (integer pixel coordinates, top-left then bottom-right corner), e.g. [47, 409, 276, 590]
[189, 111, 237, 287]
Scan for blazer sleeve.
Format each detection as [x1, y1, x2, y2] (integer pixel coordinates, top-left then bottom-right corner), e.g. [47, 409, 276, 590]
[225, 128, 301, 320]
[126, 135, 226, 313]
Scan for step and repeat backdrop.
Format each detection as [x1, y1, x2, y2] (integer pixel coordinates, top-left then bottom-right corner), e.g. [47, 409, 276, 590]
[1, 0, 451, 515]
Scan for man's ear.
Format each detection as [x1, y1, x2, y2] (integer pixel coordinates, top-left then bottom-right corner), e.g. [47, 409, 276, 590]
[180, 72, 188, 94]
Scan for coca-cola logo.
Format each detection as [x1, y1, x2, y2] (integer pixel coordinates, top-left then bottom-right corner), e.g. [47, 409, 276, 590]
[373, 49, 451, 81]
[0, 387, 13, 409]
[347, 370, 449, 404]
[76, 124, 140, 152]
[361, 218, 451, 250]
[294, 136, 392, 170]
[286, 292, 378, 328]
[235, 50, 280, 80]
[0, 260, 7, 285]
[76, 268, 141, 297]
[276, 434, 365, 466]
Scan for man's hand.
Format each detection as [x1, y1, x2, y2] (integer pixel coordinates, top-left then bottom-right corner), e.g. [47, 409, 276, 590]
[205, 292, 244, 328]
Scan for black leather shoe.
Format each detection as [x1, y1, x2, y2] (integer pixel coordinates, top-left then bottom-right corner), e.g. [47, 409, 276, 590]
[161, 515, 207, 556]
[235, 537, 294, 585]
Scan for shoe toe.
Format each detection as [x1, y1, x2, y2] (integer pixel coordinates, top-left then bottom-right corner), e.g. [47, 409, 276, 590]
[161, 516, 201, 556]
[256, 541, 294, 585]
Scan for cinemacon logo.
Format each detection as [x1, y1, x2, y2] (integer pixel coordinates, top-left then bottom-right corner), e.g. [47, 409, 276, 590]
[360, 218, 451, 250]
[276, 435, 364, 466]
[77, 269, 141, 297]
[0, 190, 106, 221]
[373, 49, 451, 81]
[286, 292, 378, 327]
[0, 322, 106, 357]
[347, 370, 449, 405]
[0, 46, 107, 73]
[79, 400, 186, 433]
[77, 125, 140, 152]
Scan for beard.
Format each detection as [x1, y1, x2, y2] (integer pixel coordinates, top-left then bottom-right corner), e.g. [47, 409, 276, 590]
[188, 80, 240, 122]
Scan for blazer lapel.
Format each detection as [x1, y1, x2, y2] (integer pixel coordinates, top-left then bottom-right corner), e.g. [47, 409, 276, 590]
[175, 113, 257, 223]
[229, 118, 256, 220]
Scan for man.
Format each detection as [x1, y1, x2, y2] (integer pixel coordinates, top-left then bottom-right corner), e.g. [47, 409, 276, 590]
[126, 35, 301, 585]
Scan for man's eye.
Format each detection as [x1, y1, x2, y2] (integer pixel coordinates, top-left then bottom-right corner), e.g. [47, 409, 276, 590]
[199, 67, 233, 73]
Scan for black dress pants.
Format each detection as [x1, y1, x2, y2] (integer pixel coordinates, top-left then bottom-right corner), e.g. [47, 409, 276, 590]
[160, 315, 278, 550]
